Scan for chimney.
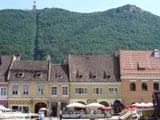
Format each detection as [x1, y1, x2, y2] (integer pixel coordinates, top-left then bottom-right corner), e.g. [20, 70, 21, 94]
[46, 54, 51, 61]
[114, 51, 119, 57]
[153, 49, 159, 58]
[15, 54, 21, 61]
[63, 59, 68, 64]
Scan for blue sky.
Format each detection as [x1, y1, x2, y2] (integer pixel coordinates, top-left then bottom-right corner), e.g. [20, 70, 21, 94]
[0, 0, 160, 16]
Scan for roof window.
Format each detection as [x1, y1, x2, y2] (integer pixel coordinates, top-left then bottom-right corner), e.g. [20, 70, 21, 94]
[104, 72, 111, 79]
[76, 71, 83, 79]
[16, 71, 24, 78]
[56, 73, 62, 79]
[137, 61, 146, 70]
[89, 72, 96, 79]
[153, 49, 159, 58]
[34, 72, 42, 78]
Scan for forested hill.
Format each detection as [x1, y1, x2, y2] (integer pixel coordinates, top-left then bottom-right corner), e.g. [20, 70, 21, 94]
[0, 4, 160, 63]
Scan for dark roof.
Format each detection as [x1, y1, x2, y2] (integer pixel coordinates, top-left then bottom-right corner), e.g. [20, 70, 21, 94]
[10, 61, 49, 71]
[8, 60, 50, 81]
[50, 64, 69, 83]
[68, 55, 120, 82]
[0, 55, 13, 82]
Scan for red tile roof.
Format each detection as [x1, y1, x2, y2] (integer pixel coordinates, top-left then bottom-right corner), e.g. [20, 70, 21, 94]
[120, 50, 160, 76]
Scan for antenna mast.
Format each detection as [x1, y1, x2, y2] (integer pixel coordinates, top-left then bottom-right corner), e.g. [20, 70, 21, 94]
[32, 0, 36, 12]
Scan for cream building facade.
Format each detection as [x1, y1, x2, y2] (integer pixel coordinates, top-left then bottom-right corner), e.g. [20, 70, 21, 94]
[7, 60, 51, 113]
[68, 55, 123, 113]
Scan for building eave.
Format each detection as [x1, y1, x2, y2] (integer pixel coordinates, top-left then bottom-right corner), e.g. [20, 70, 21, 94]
[70, 82, 121, 85]
[121, 75, 160, 79]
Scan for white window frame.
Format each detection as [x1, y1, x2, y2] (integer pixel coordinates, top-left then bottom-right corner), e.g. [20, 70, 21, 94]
[23, 84, 29, 95]
[108, 87, 118, 95]
[93, 88, 102, 95]
[51, 85, 57, 96]
[38, 84, 44, 95]
[75, 88, 87, 95]
[62, 85, 68, 96]
[0, 87, 7, 96]
[12, 84, 18, 95]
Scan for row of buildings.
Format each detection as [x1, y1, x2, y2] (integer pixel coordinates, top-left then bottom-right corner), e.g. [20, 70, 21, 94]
[0, 49, 160, 116]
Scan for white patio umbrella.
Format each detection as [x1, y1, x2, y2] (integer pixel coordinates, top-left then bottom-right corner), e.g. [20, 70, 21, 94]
[86, 103, 104, 109]
[129, 103, 141, 108]
[39, 107, 49, 112]
[100, 106, 112, 111]
[39, 107, 48, 111]
[146, 103, 153, 107]
[129, 102, 154, 109]
[66, 102, 86, 108]
[0, 105, 7, 111]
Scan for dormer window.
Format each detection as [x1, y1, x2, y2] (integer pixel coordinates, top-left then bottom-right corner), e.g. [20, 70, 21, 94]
[76, 71, 83, 79]
[104, 72, 111, 79]
[16, 71, 24, 78]
[153, 49, 159, 58]
[56, 73, 62, 79]
[92, 75, 96, 79]
[137, 61, 145, 71]
[138, 68, 145, 71]
[89, 72, 96, 79]
[107, 75, 111, 79]
[34, 72, 42, 78]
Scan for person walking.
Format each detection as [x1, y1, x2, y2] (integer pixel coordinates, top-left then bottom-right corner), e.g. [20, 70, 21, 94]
[60, 110, 62, 120]
[104, 110, 107, 119]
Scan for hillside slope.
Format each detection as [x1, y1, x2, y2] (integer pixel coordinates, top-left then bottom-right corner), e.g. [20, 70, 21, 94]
[0, 5, 160, 63]
[0, 10, 36, 60]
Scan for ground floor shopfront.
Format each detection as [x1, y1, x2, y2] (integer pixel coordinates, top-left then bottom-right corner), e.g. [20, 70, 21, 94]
[8, 99, 49, 113]
[7, 98, 123, 116]
[8, 99, 68, 117]
[69, 98, 124, 114]
[49, 100, 68, 117]
[0, 99, 8, 107]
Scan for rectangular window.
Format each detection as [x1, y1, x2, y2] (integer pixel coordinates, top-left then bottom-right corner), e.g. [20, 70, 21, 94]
[12, 85, 18, 95]
[93, 88, 102, 94]
[75, 88, 87, 95]
[108, 88, 118, 95]
[38, 85, 44, 95]
[51, 86, 57, 96]
[62, 86, 68, 96]
[23, 85, 29, 95]
[0, 87, 7, 96]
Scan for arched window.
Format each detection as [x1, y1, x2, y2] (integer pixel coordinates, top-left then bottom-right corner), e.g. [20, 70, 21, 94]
[142, 82, 148, 91]
[130, 83, 136, 91]
[154, 82, 159, 91]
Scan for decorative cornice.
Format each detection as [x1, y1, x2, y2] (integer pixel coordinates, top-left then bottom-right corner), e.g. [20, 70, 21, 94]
[8, 98, 49, 100]
[70, 82, 121, 85]
[121, 75, 160, 79]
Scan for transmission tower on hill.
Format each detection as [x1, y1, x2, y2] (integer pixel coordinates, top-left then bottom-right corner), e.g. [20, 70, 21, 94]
[32, 0, 36, 12]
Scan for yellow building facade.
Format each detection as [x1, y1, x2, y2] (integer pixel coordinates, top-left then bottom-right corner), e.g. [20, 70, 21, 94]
[69, 82, 122, 105]
[8, 81, 50, 113]
[7, 60, 51, 114]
